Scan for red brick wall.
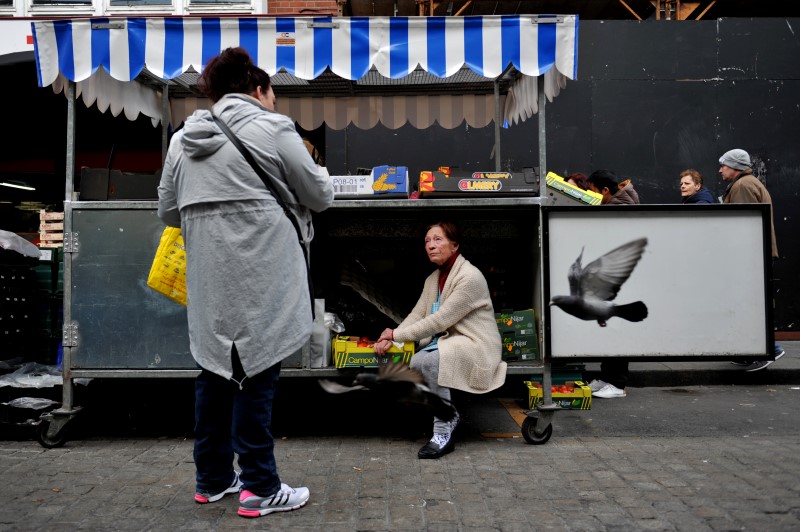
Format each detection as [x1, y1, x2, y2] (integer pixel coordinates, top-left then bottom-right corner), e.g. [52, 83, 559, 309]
[268, 0, 339, 15]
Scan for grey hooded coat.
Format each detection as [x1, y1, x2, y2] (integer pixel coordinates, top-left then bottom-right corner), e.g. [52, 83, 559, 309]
[158, 94, 334, 379]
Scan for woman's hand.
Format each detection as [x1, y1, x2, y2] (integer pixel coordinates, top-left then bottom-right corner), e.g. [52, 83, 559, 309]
[373, 338, 393, 356]
[374, 329, 395, 355]
[377, 328, 394, 343]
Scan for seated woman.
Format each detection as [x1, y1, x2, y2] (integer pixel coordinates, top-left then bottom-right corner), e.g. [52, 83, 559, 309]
[374, 221, 506, 459]
[679, 169, 716, 204]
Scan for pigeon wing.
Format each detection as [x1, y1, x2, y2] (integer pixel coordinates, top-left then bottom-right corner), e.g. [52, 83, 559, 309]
[377, 361, 426, 384]
[567, 248, 584, 296]
[579, 238, 647, 301]
[318, 379, 367, 394]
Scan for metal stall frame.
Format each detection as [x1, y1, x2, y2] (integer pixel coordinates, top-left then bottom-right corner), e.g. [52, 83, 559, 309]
[32, 15, 580, 446]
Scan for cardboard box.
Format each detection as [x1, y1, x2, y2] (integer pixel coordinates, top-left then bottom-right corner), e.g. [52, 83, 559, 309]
[526, 380, 592, 410]
[39, 222, 63, 231]
[39, 210, 64, 221]
[545, 171, 603, 205]
[331, 335, 415, 368]
[38, 231, 63, 242]
[495, 309, 536, 334]
[418, 167, 538, 197]
[501, 332, 539, 362]
[331, 166, 409, 197]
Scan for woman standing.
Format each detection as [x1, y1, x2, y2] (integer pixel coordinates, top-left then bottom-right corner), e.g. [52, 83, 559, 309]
[158, 47, 333, 518]
[374, 222, 506, 459]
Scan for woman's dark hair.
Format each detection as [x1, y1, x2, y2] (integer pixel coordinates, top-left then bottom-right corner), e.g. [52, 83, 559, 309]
[427, 221, 461, 246]
[587, 169, 619, 192]
[199, 47, 271, 103]
[566, 172, 589, 190]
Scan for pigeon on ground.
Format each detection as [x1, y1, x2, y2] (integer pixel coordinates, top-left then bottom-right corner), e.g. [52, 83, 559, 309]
[319, 362, 457, 421]
[550, 237, 648, 327]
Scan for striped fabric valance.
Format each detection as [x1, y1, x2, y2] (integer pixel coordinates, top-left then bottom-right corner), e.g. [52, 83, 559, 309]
[36, 15, 578, 128]
[32, 15, 579, 87]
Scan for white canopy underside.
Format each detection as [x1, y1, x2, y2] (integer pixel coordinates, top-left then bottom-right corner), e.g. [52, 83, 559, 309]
[51, 67, 566, 129]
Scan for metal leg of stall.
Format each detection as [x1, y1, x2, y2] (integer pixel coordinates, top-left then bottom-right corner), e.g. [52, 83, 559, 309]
[37, 81, 82, 448]
[521, 74, 559, 445]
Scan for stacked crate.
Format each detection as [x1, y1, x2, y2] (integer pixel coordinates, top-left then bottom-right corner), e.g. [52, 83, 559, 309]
[0, 248, 39, 360]
[32, 246, 63, 365]
[39, 210, 64, 248]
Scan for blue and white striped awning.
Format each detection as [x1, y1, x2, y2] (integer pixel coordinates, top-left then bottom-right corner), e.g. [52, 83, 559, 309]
[32, 15, 578, 88]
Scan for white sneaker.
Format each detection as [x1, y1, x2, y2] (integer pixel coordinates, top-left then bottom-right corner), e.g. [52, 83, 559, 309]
[238, 483, 310, 518]
[592, 383, 626, 398]
[588, 379, 608, 392]
[194, 471, 243, 504]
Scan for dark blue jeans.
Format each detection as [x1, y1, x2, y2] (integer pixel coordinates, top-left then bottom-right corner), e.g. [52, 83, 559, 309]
[194, 347, 282, 497]
[600, 360, 628, 390]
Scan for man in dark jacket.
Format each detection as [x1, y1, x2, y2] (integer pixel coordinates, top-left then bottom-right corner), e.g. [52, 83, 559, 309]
[586, 169, 640, 205]
[584, 170, 640, 399]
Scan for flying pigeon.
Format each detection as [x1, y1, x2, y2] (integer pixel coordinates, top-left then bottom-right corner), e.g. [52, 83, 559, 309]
[318, 362, 457, 421]
[550, 237, 648, 327]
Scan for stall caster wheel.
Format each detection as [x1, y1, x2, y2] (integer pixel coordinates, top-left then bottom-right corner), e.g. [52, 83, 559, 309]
[521, 416, 553, 445]
[36, 420, 67, 449]
[36, 409, 74, 449]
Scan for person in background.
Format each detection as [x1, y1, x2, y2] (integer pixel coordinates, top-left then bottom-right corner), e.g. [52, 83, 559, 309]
[374, 221, 506, 459]
[583, 170, 640, 399]
[566, 172, 590, 190]
[679, 169, 716, 204]
[158, 47, 334, 518]
[718, 148, 784, 371]
[586, 169, 640, 205]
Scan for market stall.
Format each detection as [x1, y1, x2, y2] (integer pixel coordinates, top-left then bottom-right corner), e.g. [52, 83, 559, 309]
[27, 15, 774, 448]
[27, 14, 580, 446]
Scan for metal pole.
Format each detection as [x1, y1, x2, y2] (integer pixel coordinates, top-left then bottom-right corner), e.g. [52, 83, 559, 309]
[65, 82, 75, 201]
[161, 81, 170, 164]
[62, 81, 76, 412]
[538, 75, 547, 200]
[494, 79, 501, 171]
[537, 74, 552, 408]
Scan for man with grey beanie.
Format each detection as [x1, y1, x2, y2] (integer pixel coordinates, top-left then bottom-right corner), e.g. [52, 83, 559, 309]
[719, 148, 784, 371]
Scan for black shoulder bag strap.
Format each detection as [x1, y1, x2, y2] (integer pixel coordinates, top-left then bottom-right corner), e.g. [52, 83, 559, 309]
[212, 113, 315, 318]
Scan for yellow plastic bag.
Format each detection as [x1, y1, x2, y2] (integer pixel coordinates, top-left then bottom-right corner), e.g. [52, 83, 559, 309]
[147, 226, 187, 306]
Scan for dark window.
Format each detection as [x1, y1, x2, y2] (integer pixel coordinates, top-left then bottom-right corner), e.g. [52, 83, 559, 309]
[109, 0, 171, 5]
[32, 0, 92, 4]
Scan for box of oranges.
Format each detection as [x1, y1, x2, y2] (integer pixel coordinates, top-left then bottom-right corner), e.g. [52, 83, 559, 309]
[525, 380, 592, 410]
[331, 335, 415, 368]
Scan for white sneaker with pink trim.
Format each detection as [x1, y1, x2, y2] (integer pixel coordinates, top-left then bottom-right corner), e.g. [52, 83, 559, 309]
[238, 483, 310, 518]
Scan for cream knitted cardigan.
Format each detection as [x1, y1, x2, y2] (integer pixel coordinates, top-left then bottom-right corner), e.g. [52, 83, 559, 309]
[393, 255, 506, 393]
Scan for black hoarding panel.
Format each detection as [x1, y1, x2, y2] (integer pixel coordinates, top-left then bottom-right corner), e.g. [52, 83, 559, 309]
[714, 79, 800, 329]
[546, 82, 593, 177]
[718, 18, 800, 80]
[580, 20, 718, 81]
[585, 79, 719, 204]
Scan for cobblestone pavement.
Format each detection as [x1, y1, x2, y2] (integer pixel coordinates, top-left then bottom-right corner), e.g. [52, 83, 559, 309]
[2, 428, 799, 530]
[2, 349, 799, 530]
